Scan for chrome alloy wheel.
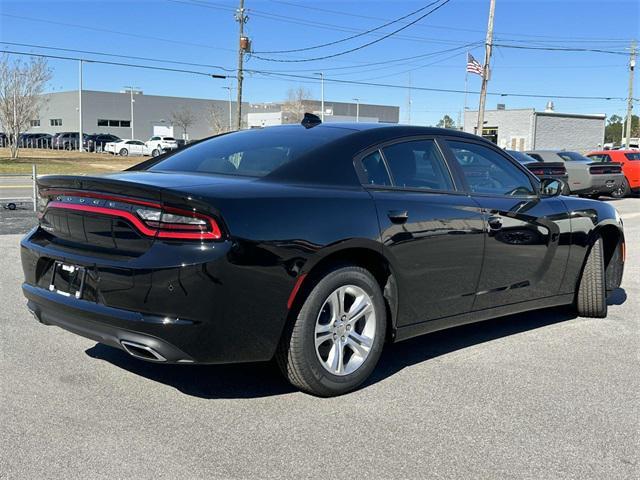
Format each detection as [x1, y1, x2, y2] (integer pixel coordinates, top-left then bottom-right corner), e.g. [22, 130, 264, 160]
[314, 285, 376, 376]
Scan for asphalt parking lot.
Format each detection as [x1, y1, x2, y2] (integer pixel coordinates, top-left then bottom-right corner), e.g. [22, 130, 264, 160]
[0, 198, 638, 479]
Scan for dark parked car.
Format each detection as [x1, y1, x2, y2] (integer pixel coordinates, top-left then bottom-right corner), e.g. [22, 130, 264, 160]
[506, 149, 570, 193]
[21, 122, 625, 396]
[86, 134, 121, 152]
[51, 132, 88, 150]
[19, 133, 52, 148]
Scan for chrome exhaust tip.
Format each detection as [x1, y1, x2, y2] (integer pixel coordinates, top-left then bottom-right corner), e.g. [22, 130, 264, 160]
[120, 340, 166, 362]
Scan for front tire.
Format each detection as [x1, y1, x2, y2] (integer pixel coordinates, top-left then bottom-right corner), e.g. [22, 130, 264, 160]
[119, 148, 129, 157]
[576, 237, 607, 318]
[276, 266, 387, 397]
[152, 148, 161, 157]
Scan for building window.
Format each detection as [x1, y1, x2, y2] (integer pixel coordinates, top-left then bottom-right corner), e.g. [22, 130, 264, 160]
[98, 119, 130, 127]
[50, 119, 62, 126]
[30, 119, 40, 127]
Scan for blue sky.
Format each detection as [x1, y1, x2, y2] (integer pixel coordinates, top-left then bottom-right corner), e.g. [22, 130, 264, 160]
[0, 0, 637, 126]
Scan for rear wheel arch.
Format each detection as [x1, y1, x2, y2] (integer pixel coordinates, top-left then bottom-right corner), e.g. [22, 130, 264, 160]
[291, 247, 398, 341]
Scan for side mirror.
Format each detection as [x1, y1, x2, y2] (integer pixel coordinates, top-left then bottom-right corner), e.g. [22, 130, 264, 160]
[539, 177, 566, 197]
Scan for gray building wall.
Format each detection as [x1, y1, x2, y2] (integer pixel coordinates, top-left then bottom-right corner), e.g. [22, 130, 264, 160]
[29, 91, 400, 140]
[31, 90, 242, 140]
[249, 100, 400, 124]
[464, 108, 605, 152]
[532, 112, 605, 151]
[464, 109, 534, 149]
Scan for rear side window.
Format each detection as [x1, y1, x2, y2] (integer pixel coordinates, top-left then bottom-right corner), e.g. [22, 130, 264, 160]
[527, 153, 544, 161]
[360, 150, 391, 186]
[625, 153, 640, 161]
[557, 151, 590, 162]
[382, 139, 454, 191]
[448, 141, 535, 196]
[588, 154, 611, 162]
[150, 128, 343, 177]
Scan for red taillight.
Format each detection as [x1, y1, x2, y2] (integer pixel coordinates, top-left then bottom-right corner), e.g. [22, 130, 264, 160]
[530, 169, 545, 176]
[43, 192, 222, 241]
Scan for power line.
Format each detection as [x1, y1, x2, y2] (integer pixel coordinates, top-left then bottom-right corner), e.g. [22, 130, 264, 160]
[169, 0, 468, 47]
[494, 43, 629, 55]
[268, 0, 635, 43]
[0, 49, 229, 79]
[3, 46, 635, 103]
[253, 0, 444, 54]
[251, 0, 454, 63]
[0, 13, 235, 52]
[251, 70, 635, 101]
[0, 41, 236, 73]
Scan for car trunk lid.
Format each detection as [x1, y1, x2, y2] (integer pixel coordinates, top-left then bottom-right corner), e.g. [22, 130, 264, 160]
[36, 172, 234, 255]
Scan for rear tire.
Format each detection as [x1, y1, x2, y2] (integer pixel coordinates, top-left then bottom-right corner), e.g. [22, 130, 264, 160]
[576, 237, 607, 318]
[610, 178, 630, 198]
[119, 148, 129, 157]
[276, 266, 386, 397]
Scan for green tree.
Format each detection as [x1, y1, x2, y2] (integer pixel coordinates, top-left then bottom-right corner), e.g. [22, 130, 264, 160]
[605, 114, 639, 144]
[436, 114, 456, 129]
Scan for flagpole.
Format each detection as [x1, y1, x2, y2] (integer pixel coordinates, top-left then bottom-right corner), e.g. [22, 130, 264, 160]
[464, 52, 469, 112]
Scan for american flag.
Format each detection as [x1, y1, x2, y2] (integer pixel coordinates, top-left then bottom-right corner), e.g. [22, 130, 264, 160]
[466, 53, 483, 76]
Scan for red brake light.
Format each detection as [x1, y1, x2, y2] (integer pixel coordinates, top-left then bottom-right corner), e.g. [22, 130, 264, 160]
[43, 191, 222, 240]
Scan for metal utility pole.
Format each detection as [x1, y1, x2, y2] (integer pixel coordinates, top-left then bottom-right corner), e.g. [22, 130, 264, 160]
[476, 0, 496, 136]
[235, 0, 249, 130]
[624, 40, 636, 148]
[315, 72, 324, 121]
[353, 98, 360, 122]
[78, 60, 83, 151]
[222, 85, 233, 131]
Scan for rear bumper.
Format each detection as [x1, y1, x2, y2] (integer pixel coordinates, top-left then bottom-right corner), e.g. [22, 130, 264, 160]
[20, 227, 296, 364]
[24, 284, 195, 363]
[572, 174, 625, 194]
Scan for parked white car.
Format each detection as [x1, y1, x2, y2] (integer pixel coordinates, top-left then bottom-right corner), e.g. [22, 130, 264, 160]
[104, 139, 152, 157]
[145, 136, 178, 157]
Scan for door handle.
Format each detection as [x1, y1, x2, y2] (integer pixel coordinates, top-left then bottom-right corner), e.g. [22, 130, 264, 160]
[487, 216, 503, 230]
[387, 210, 409, 224]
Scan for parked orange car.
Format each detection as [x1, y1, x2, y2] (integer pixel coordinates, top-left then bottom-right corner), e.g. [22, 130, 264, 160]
[586, 150, 640, 197]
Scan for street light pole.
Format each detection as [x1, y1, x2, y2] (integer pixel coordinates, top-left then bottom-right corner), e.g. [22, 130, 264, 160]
[314, 72, 324, 121]
[78, 60, 83, 152]
[124, 86, 138, 139]
[353, 98, 360, 122]
[222, 86, 233, 131]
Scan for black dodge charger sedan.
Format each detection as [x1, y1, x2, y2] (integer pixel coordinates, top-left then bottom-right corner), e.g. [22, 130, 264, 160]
[21, 120, 625, 396]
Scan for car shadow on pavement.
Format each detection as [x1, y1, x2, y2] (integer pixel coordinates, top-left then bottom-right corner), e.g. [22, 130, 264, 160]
[85, 344, 296, 398]
[607, 287, 627, 305]
[365, 305, 582, 389]
[85, 292, 626, 399]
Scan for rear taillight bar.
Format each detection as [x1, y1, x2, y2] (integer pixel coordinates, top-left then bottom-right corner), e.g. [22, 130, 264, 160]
[43, 191, 222, 240]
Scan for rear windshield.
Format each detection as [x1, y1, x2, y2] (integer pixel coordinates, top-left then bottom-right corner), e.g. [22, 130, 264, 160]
[149, 127, 342, 177]
[557, 151, 591, 162]
[506, 150, 537, 164]
[163, 137, 176, 141]
[625, 153, 640, 161]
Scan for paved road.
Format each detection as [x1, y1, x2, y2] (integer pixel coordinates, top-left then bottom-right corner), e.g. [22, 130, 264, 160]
[0, 175, 34, 203]
[0, 199, 638, 479]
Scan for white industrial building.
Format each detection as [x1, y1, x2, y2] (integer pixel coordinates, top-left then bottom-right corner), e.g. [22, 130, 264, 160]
[463, 104, 606, 152]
